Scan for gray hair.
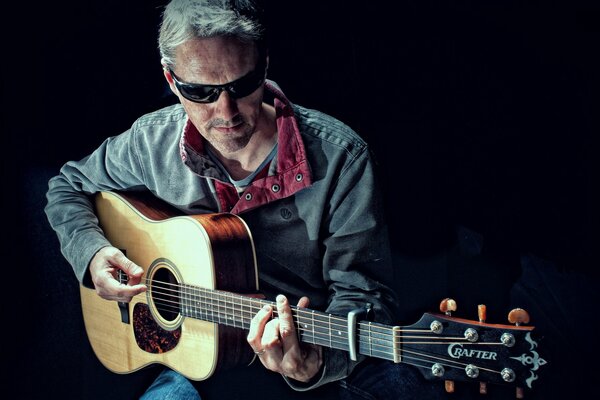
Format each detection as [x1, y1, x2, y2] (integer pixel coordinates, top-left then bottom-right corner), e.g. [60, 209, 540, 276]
[159, 0, 266, 67]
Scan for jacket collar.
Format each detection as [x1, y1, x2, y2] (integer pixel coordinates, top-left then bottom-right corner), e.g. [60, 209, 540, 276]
[179, 80, 313, 213]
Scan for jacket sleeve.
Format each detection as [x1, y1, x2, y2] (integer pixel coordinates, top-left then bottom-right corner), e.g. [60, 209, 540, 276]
[44, 127, 147, 285]
[285, 146, 399, 390]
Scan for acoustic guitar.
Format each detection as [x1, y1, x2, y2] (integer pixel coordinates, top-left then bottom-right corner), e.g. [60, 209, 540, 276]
[81, 191, 546, 396]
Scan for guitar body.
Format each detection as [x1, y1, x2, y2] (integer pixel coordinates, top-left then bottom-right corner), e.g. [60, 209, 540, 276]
[80, 191, 258, 380]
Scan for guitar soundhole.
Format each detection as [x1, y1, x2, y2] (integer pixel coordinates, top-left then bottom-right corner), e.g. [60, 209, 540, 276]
[150, 266, 181, 322]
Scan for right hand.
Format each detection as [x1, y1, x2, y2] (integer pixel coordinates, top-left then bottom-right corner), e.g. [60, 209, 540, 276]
[89, 246, 147, 302]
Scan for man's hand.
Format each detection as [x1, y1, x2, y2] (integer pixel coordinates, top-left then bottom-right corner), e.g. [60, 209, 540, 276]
[247, 294, 323, 382]
[89, 246, 147, 302]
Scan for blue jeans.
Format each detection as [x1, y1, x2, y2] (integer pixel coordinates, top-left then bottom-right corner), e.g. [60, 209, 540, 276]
[140, 359, 447, 400]
[140, 369, 200, 400]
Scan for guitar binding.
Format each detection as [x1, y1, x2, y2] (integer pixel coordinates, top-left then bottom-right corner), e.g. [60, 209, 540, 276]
[146, 257, 185, 331]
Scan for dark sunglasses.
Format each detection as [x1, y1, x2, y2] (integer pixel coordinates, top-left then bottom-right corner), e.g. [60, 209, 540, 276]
[168, 61, 266, 103]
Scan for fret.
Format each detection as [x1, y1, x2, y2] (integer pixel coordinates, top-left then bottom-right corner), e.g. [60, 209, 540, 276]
[151, 279, 399, 361]
[367, 321, 373, 357]
[206, 288, 214, 323]
[236, 292, 242, 329]
[217, 290, 223, 325]
[357, 322, 396, 362]
[299, 330, 349, 351]
[193, 285, 199, 318]
[181, 283, 188, 317]
[186, 284, 192, 318]
[192, 285, 202, 320]
[241, 296, 250, 330]
[296, 313, 347, 336]
[163, 282, 396, 360]
[294, 308, 351, 353]
[311, 310, 315, 345]
[229, 292, 238, 327]
[328, 314, 332, 349]
[188, 285, 194, 320]
[224, 292, 232, 327]
[184, 284, 193, 319]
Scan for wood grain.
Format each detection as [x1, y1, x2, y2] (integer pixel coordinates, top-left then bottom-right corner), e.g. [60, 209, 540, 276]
[81, 191, 258, 380]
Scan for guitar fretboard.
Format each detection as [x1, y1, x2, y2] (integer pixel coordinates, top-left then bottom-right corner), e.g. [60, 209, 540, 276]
[152, 280, 399, 362]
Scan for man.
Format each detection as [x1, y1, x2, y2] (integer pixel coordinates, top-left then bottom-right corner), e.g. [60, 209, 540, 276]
[45, 1, 441, 398]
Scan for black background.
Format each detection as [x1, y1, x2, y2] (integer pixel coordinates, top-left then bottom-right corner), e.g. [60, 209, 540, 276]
[2, 0, 598, 398]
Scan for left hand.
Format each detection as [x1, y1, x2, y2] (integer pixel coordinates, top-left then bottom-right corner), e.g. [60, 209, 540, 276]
[247, 294, 323, 382]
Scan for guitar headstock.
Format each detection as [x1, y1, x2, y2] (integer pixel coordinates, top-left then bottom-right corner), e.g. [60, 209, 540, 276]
[400, 298, 547, 398]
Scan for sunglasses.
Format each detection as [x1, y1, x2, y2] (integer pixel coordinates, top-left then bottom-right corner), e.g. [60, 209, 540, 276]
[168, 61, 266, 103]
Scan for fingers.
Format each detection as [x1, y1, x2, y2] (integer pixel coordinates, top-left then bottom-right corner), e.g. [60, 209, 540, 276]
[89, 246, 147, 302]
[112, 251, 144, 284]
[247, 304, 274, 352]
[297, 296, 310, 309]
[101, 273, 147, 302]
[246, 295, 323, 382]
[276, 295, 299, 352]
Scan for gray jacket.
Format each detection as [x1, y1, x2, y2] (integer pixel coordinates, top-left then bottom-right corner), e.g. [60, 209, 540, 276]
[45, 81, 398, 390]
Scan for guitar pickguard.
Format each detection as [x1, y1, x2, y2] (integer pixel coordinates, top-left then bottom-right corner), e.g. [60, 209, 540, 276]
[133, 303, 181, 354]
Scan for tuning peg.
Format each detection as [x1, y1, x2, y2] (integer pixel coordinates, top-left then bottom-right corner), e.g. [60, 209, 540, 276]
[479, 382, 488, 395]
[444, 380, 455, 393]
[508, 308, 530, 326]
[478, 304, 487, 323]
[440, 298, 457, 316]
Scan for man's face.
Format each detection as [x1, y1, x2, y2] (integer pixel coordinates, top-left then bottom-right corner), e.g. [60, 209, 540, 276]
[166, 37, 265, 155]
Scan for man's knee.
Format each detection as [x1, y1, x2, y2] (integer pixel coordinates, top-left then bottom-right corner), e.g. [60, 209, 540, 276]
[140, 369, 201, 400]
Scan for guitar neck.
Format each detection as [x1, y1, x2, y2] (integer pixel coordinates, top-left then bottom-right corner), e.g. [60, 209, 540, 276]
[172, 283, 398, 362]
[151, 279, 544, 389]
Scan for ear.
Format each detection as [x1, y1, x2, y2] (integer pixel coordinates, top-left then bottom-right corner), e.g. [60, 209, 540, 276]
[162, 64, 179, 97]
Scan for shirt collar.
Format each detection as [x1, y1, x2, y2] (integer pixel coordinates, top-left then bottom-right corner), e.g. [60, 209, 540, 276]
[179, 79, 311, 182]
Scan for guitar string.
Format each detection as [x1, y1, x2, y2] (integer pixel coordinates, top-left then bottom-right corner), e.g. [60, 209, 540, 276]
[131, 277, 511, 375]
[152, 292, 470, 344]
[146, 298, 505, 377]
[145, 279, 377, 331]
[148, 283, 413, 339]
[150, 305, 504, 378]
[146, 282, 510, 345]
[150, 294, 507, 361]
[154, 296, 502, 347]
[118, 278, 511, 378]
[146, 281, 512, 345]
[146, 279, 430, 337]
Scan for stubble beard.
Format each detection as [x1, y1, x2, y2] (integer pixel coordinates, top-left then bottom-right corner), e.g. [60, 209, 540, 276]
[204, 117, 254, 154]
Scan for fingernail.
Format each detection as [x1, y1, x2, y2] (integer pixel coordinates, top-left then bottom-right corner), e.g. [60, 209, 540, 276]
[263, 305, 271, 312]
[276, 295, 285, 304]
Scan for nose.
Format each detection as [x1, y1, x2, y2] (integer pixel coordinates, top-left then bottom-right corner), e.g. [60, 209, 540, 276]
[214, 90, 239, 121]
